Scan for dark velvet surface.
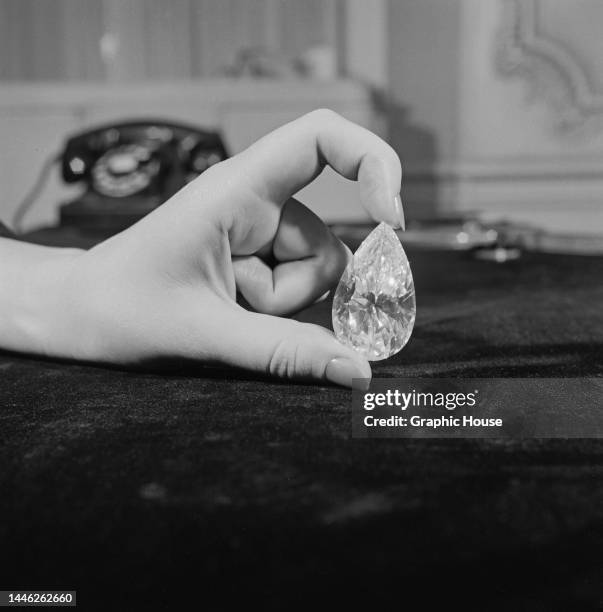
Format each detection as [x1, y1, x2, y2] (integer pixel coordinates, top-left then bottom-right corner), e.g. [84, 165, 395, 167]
[1, 230, 603, 610]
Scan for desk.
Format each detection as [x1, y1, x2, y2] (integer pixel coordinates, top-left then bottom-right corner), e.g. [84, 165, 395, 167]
[1, 230, 602, 609]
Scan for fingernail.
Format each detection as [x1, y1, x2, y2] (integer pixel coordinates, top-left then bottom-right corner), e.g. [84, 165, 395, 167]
[325, 358, 370, 390]
[394, 194, 405, 231]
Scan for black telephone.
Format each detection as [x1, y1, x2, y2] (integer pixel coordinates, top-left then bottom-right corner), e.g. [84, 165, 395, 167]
[58, 120, 228, 232]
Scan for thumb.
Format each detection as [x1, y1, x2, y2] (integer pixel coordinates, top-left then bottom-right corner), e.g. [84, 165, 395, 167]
[216, 309, 371, 389]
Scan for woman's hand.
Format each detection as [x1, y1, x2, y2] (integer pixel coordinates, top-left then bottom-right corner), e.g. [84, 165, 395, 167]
[8, 110, 403, 388]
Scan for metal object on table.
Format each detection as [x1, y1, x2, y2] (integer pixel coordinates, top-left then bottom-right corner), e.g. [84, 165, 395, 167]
[490, 221, 603, 256]
[332, 215, 603, 259]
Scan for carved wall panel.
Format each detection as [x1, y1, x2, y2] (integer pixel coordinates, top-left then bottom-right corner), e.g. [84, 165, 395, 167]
[497, 0, 603, 134]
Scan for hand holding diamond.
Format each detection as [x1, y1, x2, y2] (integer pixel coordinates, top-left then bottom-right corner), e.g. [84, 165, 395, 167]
[16, 110, 404, 389]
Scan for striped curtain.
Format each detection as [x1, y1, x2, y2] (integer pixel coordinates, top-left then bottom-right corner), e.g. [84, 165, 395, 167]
[0, 0, 340, 81]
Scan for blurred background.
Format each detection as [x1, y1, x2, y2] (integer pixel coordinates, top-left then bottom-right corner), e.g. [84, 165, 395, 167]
[1, 0, 603, 237]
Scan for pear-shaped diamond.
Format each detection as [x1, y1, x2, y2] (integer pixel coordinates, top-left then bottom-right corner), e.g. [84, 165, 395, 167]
[332, 222, 416, 361]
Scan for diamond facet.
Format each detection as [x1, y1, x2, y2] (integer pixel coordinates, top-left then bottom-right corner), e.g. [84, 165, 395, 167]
[332, 222, 416, 361]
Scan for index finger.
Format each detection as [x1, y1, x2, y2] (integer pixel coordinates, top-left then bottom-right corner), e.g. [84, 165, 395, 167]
[232, 109, 404, 228]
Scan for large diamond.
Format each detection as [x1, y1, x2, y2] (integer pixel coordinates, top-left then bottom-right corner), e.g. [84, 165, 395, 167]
[332, 222, 416, 361]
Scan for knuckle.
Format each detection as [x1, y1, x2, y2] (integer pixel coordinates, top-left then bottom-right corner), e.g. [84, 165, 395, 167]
[267, 325, 312, 380]
[361, 142, 402, 187]
[306, 107, 340, 124]
[254, 292, 286, 317]
[260, 301, 284, 317]
[268, 337, 298, 379]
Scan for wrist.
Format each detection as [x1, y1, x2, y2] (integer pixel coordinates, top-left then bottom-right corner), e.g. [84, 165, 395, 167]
[0, 240, 85, 358]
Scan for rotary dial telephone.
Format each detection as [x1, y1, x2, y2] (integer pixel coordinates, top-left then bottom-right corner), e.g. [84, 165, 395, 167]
[58, 120, 228, 232]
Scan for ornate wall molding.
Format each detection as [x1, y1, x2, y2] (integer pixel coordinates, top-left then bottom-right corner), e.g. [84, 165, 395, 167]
[496, 0, 603, 134]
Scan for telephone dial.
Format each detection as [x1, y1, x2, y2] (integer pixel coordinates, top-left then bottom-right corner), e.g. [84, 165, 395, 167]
[55, 120, 228, 232]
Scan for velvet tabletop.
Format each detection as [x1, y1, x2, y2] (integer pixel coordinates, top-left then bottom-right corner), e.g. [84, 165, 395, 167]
[1, 229, 602, 609]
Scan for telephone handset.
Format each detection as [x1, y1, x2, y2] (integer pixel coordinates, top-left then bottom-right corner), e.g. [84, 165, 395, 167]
[59, 120, 229, 232]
